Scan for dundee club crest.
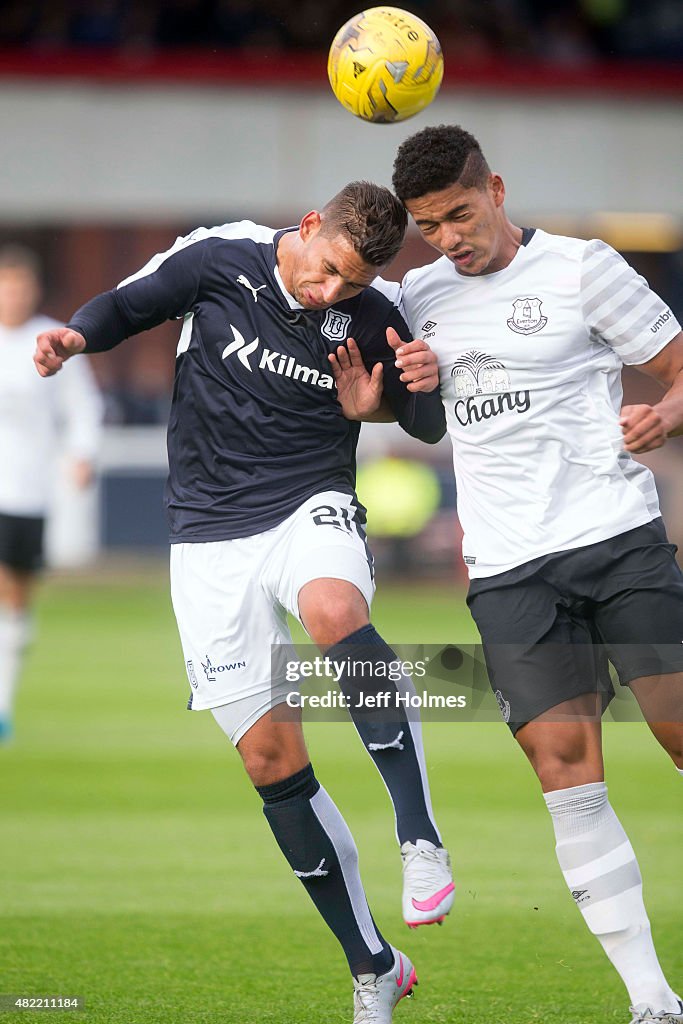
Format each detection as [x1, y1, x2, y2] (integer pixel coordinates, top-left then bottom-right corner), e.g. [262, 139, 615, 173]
[507, 297, 548, 335]
[321, 308, 352, 342]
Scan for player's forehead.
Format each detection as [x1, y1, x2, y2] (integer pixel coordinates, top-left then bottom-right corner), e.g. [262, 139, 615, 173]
[405, 180, 483, 222]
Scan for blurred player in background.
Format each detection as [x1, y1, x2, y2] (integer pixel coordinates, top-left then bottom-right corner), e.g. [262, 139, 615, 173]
[0, 244, 102, 743]
[388, 124, 683, 1024]
[34, 182, 453, 1023]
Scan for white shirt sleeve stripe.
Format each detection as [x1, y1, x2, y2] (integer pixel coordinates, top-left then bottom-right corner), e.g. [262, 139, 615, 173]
[118, 221, 275, 288]
[581, 238, 681, 364]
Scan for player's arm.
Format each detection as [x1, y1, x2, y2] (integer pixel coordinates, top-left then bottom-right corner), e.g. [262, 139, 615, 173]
[330, 327, 444, 439]
[621, 331, 683, 453]
[367, 311, 445, 444]
[579, 239, 683, 454]
[35, 236, 207, 376]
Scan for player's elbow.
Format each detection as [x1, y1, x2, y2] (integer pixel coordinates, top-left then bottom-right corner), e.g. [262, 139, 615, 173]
[402, 408, 447, 444]
[421, 420, 448, 444]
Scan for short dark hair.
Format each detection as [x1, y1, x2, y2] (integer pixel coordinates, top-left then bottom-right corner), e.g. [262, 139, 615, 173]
[321, 180, 407, 267]
[392, 125, 491, 202]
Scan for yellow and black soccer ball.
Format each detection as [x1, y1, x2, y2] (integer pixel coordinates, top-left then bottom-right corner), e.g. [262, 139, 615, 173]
[328, 6, 444, 124]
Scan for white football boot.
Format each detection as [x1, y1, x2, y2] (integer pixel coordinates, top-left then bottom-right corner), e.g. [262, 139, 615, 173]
[629, 999, 683, 1023]
[353, 947, 417, 1024]
[401, 839, 455, 928]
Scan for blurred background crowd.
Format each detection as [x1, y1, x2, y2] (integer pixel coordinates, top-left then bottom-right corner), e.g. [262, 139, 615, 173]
[1, 0, 682, 62]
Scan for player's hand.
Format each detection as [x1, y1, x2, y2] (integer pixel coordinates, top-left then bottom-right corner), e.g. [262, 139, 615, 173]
[34, 328, 86, 377]
[329, 337, 383, 420]
[386, 326, 440, 392]
[620, 403, 670, 453]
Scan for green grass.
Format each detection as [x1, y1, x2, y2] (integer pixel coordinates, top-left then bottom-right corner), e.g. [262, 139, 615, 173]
[1, 571, 680, 1023]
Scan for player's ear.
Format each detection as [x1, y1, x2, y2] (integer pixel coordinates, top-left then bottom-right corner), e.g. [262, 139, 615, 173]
[489, 174, 505, 207]
[300, 210, 322, 242]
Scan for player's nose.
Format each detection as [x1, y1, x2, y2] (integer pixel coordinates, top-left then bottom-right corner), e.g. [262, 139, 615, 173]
[321, 278, 344, 304]
[441, 225, 463, 251]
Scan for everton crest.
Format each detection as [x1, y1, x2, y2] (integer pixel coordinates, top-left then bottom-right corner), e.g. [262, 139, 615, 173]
[507, 297, 548, 335]
[321, 308, 352, 342]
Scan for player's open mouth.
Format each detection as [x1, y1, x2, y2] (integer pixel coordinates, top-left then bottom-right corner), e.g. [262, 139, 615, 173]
[450, 250, 474, 267]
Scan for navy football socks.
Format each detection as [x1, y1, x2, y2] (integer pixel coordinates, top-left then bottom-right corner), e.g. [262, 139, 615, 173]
[328, 624, 441, 848]
[258, 763, 393, 978]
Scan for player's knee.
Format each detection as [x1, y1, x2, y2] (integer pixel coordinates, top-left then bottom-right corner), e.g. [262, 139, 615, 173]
[305, 603, 368, 649]
[240, 744, 296, 787]
[299, 579, 369, 649]
[519, 728, 602, 791]
[663, 725, 683, 767]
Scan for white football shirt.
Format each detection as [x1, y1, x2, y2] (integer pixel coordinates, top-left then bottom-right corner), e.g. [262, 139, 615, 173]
[0, 315, 103, 516]
[401, 229, 681, 578]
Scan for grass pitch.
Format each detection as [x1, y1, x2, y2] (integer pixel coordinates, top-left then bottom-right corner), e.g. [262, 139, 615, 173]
[1, 571, 680, 1023]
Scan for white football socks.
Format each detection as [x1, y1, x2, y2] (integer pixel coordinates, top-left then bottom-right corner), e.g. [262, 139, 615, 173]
[0, 607, 29, 720]
[544, 781, 678, 1012]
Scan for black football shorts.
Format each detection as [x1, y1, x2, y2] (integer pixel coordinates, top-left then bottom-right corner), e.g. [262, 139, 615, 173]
[466, 518, 683, 733]
[0, 511, 45, 573]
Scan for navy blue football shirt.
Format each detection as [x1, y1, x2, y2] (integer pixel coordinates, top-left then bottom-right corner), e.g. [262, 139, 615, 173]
[67, 221, 445, 541]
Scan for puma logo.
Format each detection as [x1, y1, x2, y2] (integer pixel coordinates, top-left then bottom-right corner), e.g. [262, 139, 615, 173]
[237, 274, 267, 302]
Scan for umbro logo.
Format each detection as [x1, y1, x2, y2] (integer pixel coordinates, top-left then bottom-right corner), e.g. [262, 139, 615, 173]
[237, 274, 267, 302]
[422, 320, 437, 332]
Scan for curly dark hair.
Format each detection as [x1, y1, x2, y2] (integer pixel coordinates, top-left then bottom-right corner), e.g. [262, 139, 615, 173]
[392, 125, 491, 202]
[320, 181, 407, 268]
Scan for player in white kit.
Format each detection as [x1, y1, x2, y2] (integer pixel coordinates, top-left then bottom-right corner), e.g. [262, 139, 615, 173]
[0, 245, 102, 741]
[388, 126, 683, 1023]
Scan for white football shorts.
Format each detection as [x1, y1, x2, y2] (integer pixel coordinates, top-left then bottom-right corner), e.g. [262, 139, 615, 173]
[170, 490, 375, 743]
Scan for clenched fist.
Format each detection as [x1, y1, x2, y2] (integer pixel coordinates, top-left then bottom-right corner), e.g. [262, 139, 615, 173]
[34, 328, 86, 377]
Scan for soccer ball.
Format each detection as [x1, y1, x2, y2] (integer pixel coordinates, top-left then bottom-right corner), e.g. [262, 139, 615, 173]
[327, 6, 444, 124]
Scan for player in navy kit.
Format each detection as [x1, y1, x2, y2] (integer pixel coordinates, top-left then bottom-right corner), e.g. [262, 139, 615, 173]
[389, 125, 683, 1024]
[34, 181, 453, 1023]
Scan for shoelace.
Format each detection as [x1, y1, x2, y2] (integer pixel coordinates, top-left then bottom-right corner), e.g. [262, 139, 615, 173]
[353, 978, 381, 1023]
[403, 847, 449, 892]
[630, 1008, 682, 1023]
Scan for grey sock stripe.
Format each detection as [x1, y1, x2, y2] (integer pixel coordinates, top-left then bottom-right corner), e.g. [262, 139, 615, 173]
[570, 864, 642, 910]
[554, 814, 628, 870]
[310, 786, 384, 956]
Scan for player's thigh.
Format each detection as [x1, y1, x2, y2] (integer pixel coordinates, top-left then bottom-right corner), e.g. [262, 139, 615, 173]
[467, 577, 610, 735]
[170, 538, 293, 741]
[591, 523, 683, 719]
[266, 490, 375, 640]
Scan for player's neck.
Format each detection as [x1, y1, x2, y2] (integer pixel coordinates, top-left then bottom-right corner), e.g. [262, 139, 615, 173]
[275, 231, 296, 297]
[497, 221, 524, 272]
[481, 220, 525, 276]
